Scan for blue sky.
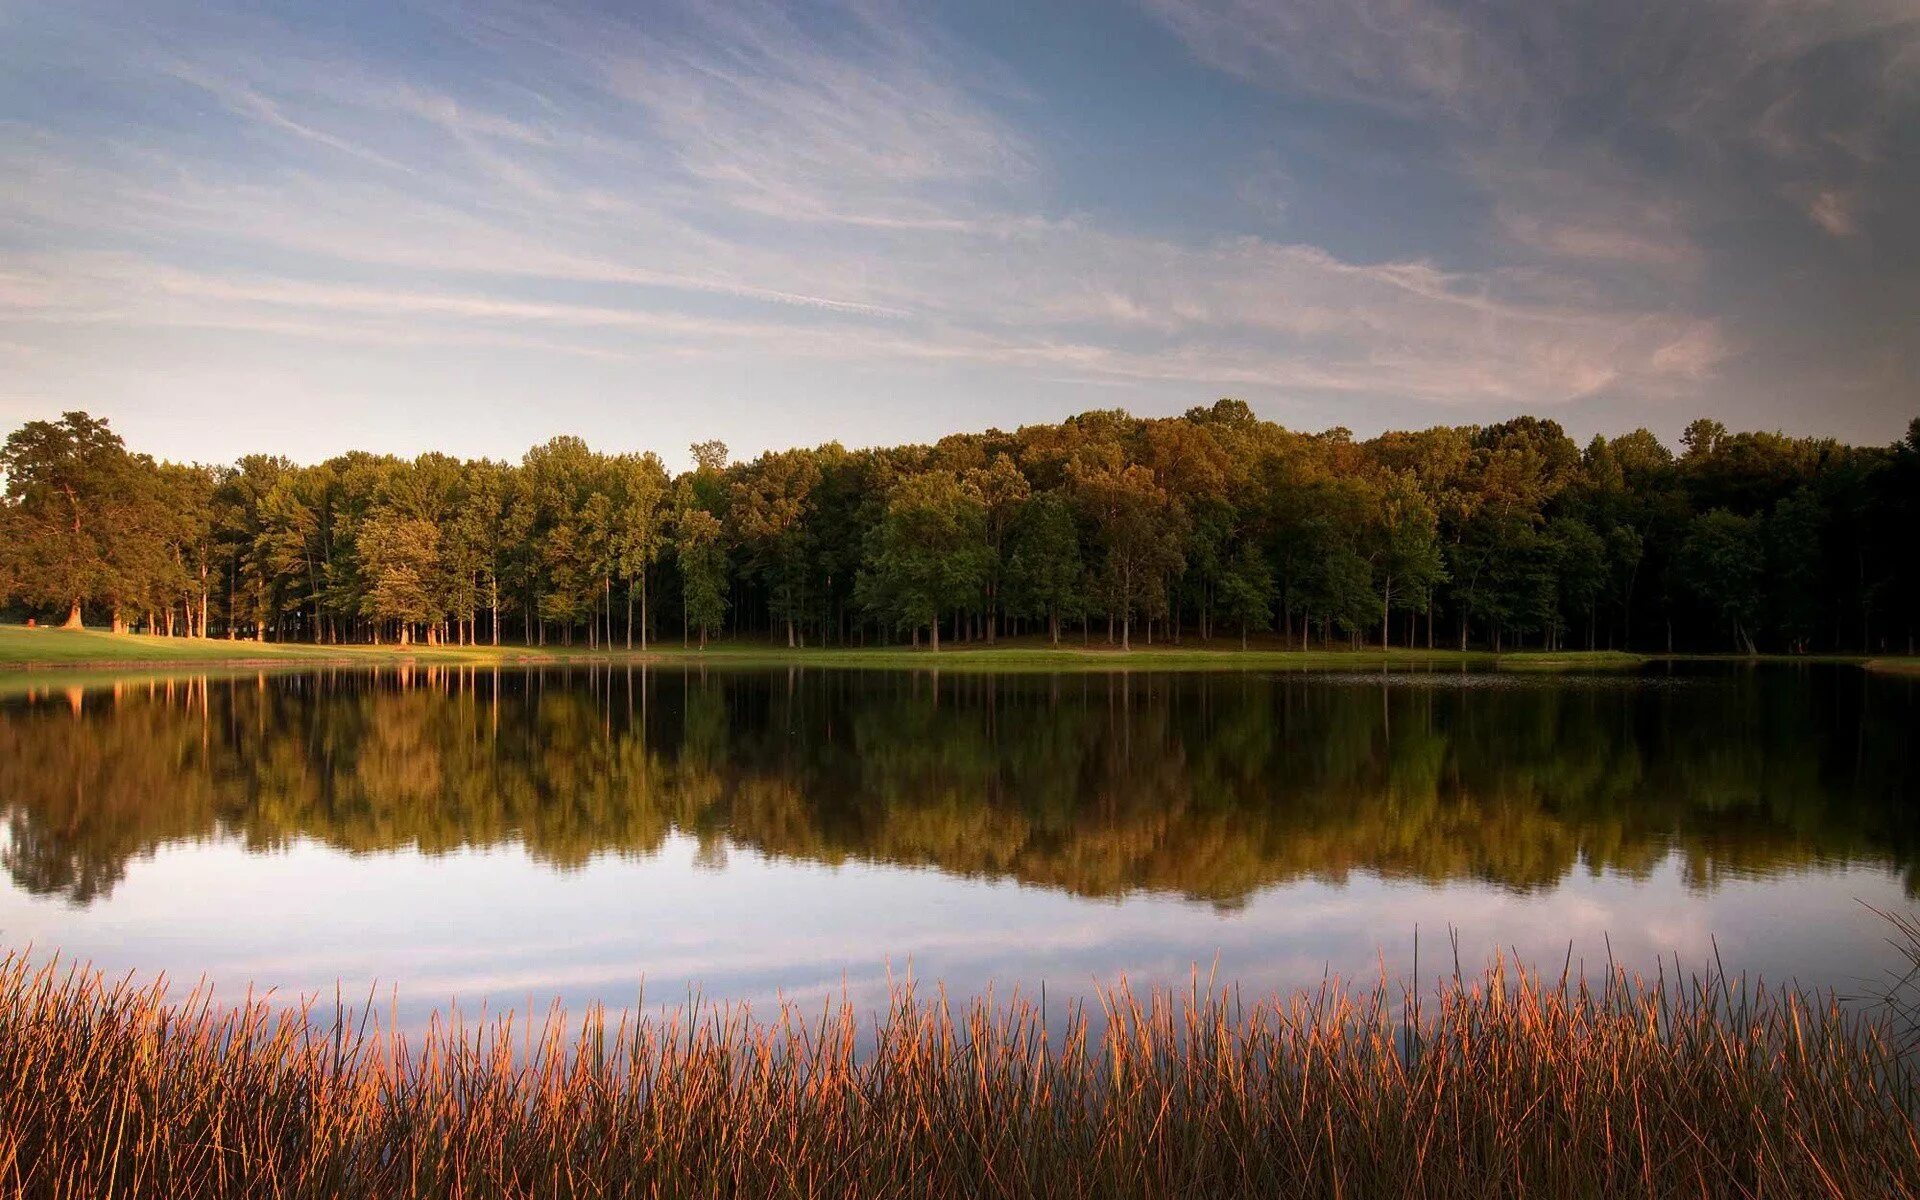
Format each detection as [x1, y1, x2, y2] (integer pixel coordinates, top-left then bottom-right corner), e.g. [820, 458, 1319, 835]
[2, 0, 1915, 469]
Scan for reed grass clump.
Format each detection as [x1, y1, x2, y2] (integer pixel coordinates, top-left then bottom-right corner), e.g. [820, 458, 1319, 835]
[1, 950, 1916, 1198]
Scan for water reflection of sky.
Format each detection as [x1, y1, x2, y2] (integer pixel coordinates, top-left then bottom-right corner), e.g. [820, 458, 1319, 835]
[0, 832, 1906, 1029]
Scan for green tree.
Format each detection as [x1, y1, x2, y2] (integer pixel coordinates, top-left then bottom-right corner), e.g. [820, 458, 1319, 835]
[614, 454, 671, 650]
[1679, 509, 1764, 653]
[731, 449, 820, 647]
[1372, 474, 1446, 648]
[1546, 517, 1607, 650]
[1766, 487, 1824, 653]
[673, 497, 727, 648]
[856, 472, 989, 651]
[1071, 452, 1186, 649]
[0, 412, 141, 627]
[1003, 492, 1084, 643]
[966, 453, 1030, 641]
[357, 512, 439, 643]
[1216, 541, 1273, 649]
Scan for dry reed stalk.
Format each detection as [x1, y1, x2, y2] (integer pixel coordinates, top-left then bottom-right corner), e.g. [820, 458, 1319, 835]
[0, 949, 1916, 1198]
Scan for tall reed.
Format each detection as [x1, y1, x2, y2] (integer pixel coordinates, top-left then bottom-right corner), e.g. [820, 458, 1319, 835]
[1, 948, 1916, 1198]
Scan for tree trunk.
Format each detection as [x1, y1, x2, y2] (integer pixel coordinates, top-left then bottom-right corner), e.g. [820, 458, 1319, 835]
[63, 600, 84, 629]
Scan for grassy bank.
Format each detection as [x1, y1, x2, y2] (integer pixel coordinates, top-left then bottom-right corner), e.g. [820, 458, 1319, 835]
[1, 951, 1914, 1198]
[11, 624, 1915, 677]
[0, 624, 1654, 673]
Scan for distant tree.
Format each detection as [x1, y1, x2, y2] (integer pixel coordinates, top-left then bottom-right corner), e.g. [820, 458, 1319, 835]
[1766, 487, 1824, 653]
[1681, 418, 1728, 460]
[357, 512, 439, 643]
[0, 412, 140, 627]
[966, 453, 1030, 641]
[1003, 492, 1084, 643]
[1071, 451, 1186, 649]
[447, 460, 514, 645]
[610, 454, 669, 650]
[673, 499, 727, 648]
[4, 403, 1912, 657]
[731, 450, 820, 647]
[1546, 517, 1607, 650]
[1604, 524, 1644, 649]
[1679, 509, 1764, 653]
[520, 436, 600, 645]
[1216, 541, 1273, 649]
[1372, 474, 1446, 648]
[856, 472, 989, 650]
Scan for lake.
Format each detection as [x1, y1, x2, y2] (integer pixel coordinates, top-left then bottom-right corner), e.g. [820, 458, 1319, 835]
[2, 663, 1915, 1024]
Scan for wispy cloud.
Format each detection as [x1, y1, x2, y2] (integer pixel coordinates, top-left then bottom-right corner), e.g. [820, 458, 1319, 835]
[0, 0, 1910, 456]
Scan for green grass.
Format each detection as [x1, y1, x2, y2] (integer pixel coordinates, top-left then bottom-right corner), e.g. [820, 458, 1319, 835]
[1866, 657, 1920, 677]
[0, 624, 1652, 673]
[0, 624, 544, 667]
[2, 948, 1915, 1198]
[8, 623, 1913, 679]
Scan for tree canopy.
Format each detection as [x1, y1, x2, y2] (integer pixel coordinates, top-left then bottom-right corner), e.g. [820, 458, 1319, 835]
[2, 406, 1916, 654]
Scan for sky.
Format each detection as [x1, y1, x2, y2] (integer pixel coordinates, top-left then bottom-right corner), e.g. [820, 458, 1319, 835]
[1, 0, 1916, 471]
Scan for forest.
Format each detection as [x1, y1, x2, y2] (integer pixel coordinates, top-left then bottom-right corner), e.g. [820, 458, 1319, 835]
[2, 403, 1917, 654]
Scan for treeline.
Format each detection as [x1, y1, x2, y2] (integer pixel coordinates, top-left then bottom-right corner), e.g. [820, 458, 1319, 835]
[3, 404, 1917, 653]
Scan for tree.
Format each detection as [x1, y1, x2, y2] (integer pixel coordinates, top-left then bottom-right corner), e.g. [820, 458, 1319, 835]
[214, 455, 294, 641]
[4, 405, 1912, 658]
[1766, 487, 1823, 653]
[519, 436, 601, 645]
[146, 462, 216, 637]
[673, 497, 727, 648]
[1546, 517, 1607, 650]
[1003, 492, 1083, 643]
[0, 412, 140, 627]
[449, 460, 514, 645]
[1071, 452, 1186, 649]
[612, 453, 671, 650]
[1372, 474, 1445, 648]
[731, 450, 820, 647]
[1216, 541, 1273, 649]
[357, 512, 439, 643]
[1679, 509, 1764, 653]
[966, 453, 1030, 641]
[856, 471, 989, 650]
[1604, 524, 1644, 649]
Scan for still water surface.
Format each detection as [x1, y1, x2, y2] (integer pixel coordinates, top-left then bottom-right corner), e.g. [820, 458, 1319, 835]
[2, 664, 1915, 1022]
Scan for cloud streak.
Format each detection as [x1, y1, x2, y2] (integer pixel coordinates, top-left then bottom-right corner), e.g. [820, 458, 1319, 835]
[0, 0, 1911, 461]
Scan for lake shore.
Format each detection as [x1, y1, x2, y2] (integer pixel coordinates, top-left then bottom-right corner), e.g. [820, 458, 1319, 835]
[0, 622, 1716, 673]
[6, 623, 1919, 677]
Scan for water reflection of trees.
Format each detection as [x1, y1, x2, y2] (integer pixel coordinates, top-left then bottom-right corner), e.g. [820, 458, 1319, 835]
[3, 667, 1915, 906]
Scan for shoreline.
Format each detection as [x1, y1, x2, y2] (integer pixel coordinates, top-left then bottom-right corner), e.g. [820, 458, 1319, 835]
[1, 625, 1644, 673]
[4, 625, 1917, 676]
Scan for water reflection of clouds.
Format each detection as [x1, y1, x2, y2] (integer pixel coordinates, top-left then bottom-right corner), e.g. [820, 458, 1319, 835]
[2, 665, 1912, 1030]
[1, 833, 1904, 1031]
